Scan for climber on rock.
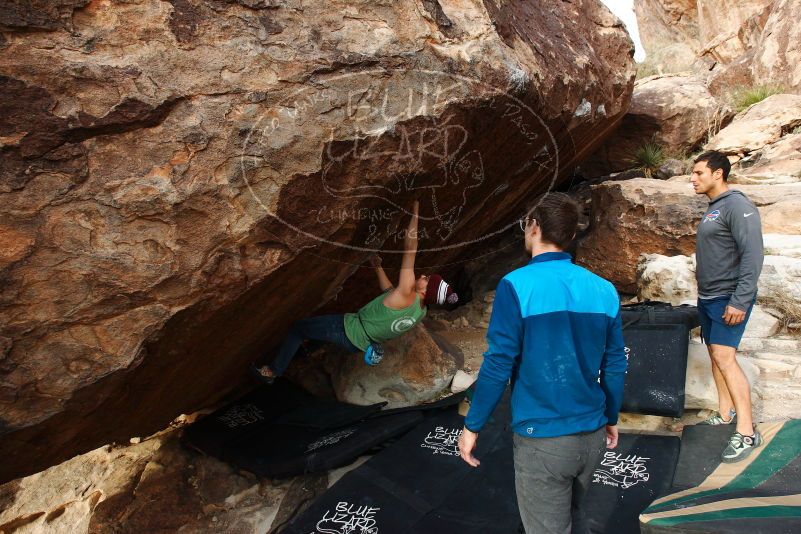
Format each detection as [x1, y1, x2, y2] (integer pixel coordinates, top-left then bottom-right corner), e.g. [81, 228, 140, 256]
[253, 200, 458, 384]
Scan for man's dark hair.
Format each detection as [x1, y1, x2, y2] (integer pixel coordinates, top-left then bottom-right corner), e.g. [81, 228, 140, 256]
[526, 192, 579, 250]
[694, 150, 731, 181]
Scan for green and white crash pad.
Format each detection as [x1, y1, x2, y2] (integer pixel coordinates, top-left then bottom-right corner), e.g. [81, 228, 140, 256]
[640, 419, 801, 533]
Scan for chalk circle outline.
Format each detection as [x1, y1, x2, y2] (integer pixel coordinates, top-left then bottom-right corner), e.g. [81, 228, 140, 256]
[239, 68, 560, 254]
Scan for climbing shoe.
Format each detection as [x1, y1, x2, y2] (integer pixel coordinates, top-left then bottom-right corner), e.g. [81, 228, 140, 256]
[700, 408, 736, 425]
[364, 343, 384, 366]
[722, 428, 763, 463]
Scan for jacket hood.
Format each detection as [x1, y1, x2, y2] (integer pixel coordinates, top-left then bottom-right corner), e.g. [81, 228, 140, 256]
[709, 189, 746, 205]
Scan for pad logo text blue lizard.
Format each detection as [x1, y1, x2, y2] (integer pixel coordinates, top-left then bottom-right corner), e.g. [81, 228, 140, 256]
[592, 452, 651, 489]
[314, 501, 380, 534]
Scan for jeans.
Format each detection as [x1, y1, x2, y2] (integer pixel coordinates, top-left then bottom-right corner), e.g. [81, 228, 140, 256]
[513, 427, 606, 534]
[269, 314, 360, 376]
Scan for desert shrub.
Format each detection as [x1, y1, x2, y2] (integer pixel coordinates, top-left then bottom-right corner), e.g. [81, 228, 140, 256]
[763, 291, 801, 331]
[729, 85, 785, 113]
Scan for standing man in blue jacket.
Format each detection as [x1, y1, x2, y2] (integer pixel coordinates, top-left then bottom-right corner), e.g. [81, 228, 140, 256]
[458, 192, 627, 534]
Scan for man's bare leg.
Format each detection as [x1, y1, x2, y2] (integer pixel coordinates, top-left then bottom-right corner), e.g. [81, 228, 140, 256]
[708, 344, 754, 435]
[708, 346, 735, 420]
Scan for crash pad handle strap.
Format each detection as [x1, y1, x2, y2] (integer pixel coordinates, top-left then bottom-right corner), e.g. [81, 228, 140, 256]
[622, 315, 641, 329]
[621, 301, 669, 329]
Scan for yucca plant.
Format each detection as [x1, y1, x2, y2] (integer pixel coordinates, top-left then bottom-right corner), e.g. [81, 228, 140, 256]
[631, 141, 665, 178]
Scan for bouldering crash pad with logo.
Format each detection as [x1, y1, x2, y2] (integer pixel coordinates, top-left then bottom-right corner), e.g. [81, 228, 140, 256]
[182, 380, 467, 478]
[281, 393, 521, 533]
[581, 433, 681, 534]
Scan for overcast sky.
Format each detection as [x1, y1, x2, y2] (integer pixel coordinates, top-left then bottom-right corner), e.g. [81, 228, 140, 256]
[600, 0, 646, 62]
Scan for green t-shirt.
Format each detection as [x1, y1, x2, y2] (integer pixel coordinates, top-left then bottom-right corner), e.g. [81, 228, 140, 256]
[343, 291, 427, 351]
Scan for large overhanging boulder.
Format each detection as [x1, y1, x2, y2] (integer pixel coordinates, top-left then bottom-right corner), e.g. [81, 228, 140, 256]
[0, 0, 635, 481]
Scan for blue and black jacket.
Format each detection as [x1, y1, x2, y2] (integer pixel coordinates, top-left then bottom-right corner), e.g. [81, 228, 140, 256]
[464, 252, 627, 438]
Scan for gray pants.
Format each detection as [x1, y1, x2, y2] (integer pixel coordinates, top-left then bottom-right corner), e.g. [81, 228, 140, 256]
[513, 427, 606, 534]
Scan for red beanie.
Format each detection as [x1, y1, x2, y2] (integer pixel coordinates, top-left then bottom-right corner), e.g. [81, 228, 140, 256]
[424, 275, 458, 306]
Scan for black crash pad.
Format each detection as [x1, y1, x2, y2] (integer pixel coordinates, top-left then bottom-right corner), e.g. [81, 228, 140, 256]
[641, 420, 801, 534]
[370, 389, 466, 418]
[282, 394, 519, 533]
[182, 380, 471, 479]
[229, 410, 424, 479]
[412, 429, 521, 534]
[582, 433, 681, 534]
[283, 396, 688, 534]
[621, 324, 690, 417]
[182, 379, 385, 458]
[670, 423, 734, 491]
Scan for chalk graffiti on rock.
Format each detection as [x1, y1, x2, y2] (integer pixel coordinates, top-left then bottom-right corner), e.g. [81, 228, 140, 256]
[240, 69, 561, 257]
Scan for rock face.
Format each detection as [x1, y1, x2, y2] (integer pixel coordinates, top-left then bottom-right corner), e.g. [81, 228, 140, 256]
[0, 0, 636, 482]
[581, 74, 732, 176]
[732, 133, 801, 185]
[577, 178, 707, 293]
[705, 94, 801, 154]
[580, 175, 801, 291]
[638, 0, 801, 94]
[634, 0, 773, 70]
[684, 339, 760, 410]
[0, 427, 278, 533]
[696, 0, 773, 64]
[636, 253, 698, 303]
[633, 0, 700, 73]
[748, 0, 801, 92]
[330, 324, 460, 408]
[761, 198, 801, 234]
[0, 419, 350, 534]
[656, 158, 691, 179]
[709, 0, 801, 93]
[637, 245, 801, 317]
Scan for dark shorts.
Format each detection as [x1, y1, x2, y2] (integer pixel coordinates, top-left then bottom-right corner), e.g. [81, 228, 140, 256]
[697, 296, 755, 349]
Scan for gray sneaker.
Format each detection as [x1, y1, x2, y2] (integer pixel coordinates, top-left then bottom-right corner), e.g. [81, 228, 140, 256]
[700, 408, 736, 425]
[722, 429, 763, 463]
